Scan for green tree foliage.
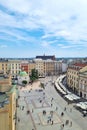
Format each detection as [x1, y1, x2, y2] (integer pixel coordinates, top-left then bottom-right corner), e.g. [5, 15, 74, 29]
[22, 80, 27, 85]
[30, 69, 39, 82]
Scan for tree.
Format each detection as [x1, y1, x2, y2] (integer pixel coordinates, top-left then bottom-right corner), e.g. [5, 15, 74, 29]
[30, 69, 39, 82]
[22, 80, 27, 85]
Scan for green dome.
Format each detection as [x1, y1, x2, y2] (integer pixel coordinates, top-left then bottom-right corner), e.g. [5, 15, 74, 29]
[19, 71, 28, 77]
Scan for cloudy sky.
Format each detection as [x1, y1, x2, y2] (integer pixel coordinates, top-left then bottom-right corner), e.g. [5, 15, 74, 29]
[0, 0, 87, 58]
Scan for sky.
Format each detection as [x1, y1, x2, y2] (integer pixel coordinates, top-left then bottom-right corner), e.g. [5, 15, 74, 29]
[0, 0, 87, 58]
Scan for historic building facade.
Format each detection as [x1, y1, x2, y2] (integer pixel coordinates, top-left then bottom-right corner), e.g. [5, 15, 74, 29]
[0, 60, 8, 74]
[0, 58, 67, 78]
[8, 60, 21, 77]
[67, 63, 87, 97]
[28, 61, 36, 76]
[0, 72, 17, 130]
[34, 59, 45, 77]
[78, 66, 87, 99]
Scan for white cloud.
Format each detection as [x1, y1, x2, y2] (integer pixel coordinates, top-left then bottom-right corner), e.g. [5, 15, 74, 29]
[0, 27, 38, 44]
[57, 42, 87, 49]
[41, 41, 49, 47]
[0, 44, 7, 48]
[0, 0, 31, 14]
[0, 0, 87, 54]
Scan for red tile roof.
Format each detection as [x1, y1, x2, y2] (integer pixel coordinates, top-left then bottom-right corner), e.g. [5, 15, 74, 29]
[73, 63, 87, 67]
[68, 63, 87, 71]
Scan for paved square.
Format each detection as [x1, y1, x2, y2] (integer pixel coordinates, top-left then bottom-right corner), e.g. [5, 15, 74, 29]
[16, 78, 87, 130]
[32, 99, 50, 108]
[38, 111, 61, 125]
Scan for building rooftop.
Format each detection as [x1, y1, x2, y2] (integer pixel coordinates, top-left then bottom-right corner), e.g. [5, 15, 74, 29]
[0, 85, 16, 108]
[0, 73, 11, 92]
[0, 58, 8, 62]
[0, 93, 8, 103]
[0, 93, 9, 108]
[83, 71, 87, 75]
[68, 63, 87, 70]
[73, 63, 87, 67]
[79, 71, 87, 78]
[19, 71, 28, 77]
[0, 75, 9, 80]
[6, 85, 16, 94]
[36, 55, 55, 60]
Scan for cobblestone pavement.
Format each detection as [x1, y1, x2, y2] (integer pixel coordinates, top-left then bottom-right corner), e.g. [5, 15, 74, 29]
[16, 76, 87, 130]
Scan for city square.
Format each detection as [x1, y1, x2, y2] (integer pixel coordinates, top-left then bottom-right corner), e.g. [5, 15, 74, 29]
[0, 0, 87, 130]
[16, 76, 87, 130]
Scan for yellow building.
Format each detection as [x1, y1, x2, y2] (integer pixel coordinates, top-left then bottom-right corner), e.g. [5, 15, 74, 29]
[45, 60, 55, 76]
[7, 85, 17, 130]
[0, 72, 17, 130]
[34, 59, 63, 77]
[0, 60, 9, 74]
[8, 60, 21, 77]
[67, 63, 87, 94]
[0, 100, 9, 130]
[78, 66, 87, 99]
[45, 60, 63, 76]
[0, 59, 65, 78]
[34, 59, 45, 77]
[28, 61, 36, 75]
[0, 72, 11, 92]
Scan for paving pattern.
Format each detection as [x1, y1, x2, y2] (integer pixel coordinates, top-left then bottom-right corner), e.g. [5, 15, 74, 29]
[38, 111, 61, 125]
[16, 76, 87, 130]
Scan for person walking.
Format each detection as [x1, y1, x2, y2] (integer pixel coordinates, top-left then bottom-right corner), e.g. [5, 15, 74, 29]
[64, 107, 66, 111]
[32, 109, 33, 113]
[70, 108, 72, 112]
[56, 106, 58, 111]
[51, 120, 53, 125]
[18, 117, 20, 122]
[70, 121, 72, 127]
[51, 103, 53, 107]
[61, 112, 64, 116]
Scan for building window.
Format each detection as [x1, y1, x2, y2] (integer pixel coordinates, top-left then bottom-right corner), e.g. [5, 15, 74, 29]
[84, 86, 86, 91]
[2, 64, 4, 67]
[84, 94, 86, 98]
[80, 83, 82, 89]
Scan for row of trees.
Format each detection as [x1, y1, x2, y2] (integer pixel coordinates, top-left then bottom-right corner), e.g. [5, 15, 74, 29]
[30, 68, 39, 82]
